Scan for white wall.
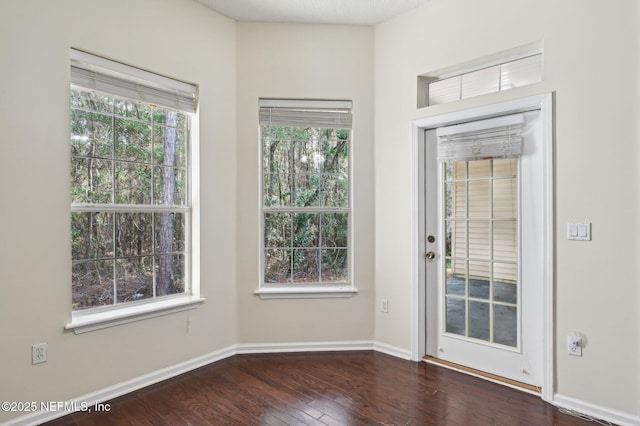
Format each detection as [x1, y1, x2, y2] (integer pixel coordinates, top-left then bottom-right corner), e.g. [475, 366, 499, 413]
[0, 0, 237, 422]
[235, 23, 375, 344]
[374, 0, 639, 417]
[2, 0, 638, 422]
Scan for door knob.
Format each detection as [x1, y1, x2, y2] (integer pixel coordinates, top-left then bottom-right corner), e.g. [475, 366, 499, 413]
[426, 251, 436, 260]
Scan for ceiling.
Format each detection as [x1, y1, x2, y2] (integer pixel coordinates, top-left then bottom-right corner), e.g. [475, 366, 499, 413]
[194, 0, 430, 25]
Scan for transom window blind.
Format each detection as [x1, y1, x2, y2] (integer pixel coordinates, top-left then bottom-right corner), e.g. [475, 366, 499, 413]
[259, 99, 352, 129]
[70, 49, 198, 113]
[436, 114, 524, 162]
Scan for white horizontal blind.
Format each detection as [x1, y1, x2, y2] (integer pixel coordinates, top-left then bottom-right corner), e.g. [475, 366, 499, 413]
[259, 99, 352, 129]
[437, 114, 524, 162]
[70, 49, 198, 113]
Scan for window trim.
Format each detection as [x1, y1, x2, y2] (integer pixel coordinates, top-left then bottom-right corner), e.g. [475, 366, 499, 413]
[69, 50, 201, 327]
[257, 99, 356, 299]
[65, 295, 205, 334]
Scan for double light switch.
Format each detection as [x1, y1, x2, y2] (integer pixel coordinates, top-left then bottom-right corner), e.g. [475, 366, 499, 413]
[567, 222, 591, 241]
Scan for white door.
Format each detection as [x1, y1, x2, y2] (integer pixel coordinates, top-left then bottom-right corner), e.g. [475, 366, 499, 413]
[424, 110, 544, 387]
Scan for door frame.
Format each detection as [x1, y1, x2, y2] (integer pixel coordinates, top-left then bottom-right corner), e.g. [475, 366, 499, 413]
[410, 93, 554, 402]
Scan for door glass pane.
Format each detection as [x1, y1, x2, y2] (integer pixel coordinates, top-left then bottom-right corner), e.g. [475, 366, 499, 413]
[468, 160, 490, 179]
[446, 297, 466, 336]
[493, 178, 517, 218]
[468, 180, 490, 217]
[494, 281, 517, 304]
[494, 304, 517, 347]
[442, 158, 519, 347]
[492, 158, 517, 177]
[445, 182, 466, 219]
[469, 301, 490, 341]
[493, 221, 517, 261]
[469, 276, 490, 300]
[468, 221, 490, 259]
[446, 270, 467, 296]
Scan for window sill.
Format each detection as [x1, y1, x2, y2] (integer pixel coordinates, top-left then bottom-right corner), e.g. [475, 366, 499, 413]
[254, 286, 358, 299]
[65, 296, 205, 334]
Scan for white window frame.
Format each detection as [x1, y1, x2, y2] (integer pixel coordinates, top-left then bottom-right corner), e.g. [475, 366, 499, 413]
[255, 99, 357, 299]
[66, 49, 203, 333]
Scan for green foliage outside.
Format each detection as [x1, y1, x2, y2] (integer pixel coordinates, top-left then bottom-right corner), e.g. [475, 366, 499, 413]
[70, 89, 187, 310]
[262, 125, 349, 284]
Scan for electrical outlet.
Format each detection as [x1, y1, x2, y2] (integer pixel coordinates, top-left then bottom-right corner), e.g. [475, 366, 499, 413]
[381, 299, 389, 313]
[32, 343, 47, 365]
[567, 334, 582, 357]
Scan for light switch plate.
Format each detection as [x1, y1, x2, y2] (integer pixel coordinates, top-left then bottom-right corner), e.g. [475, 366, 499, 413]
[567, 222, 591, 241]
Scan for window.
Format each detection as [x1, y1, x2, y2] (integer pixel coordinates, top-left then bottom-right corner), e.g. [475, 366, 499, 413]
[257, 99, 355, 298]
[417, 47, 543, 108]
[69, 49, 199, 320]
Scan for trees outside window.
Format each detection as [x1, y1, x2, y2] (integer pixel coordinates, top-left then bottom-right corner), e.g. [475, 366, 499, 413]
[70, 83, 191, 310]
[260, 100, 351, 287]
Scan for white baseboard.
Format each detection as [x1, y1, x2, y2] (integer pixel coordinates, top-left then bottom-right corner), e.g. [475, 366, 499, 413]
[553, 393, 640, 426]
[236, 340, 374, 354]
[373, 341, 413, 360]
[4, 345, 236, 426]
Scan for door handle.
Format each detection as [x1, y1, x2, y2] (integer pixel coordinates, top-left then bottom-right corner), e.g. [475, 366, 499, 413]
[426, 251, 436, 261]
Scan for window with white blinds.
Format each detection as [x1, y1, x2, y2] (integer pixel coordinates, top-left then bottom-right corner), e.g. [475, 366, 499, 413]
[69, 50, 197, 314]
[420, 51, 542, 107]
[259, 99, 353, 291]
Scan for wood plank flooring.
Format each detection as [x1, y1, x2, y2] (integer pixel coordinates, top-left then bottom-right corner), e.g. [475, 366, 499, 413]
[44, 351, 594, 425]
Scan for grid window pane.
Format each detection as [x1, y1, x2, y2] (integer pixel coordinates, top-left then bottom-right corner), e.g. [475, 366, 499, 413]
[115, 162, 152, 204]
[155, 254, 185, 296]
[264, 213, 292, 248]
[115, 119, 151, 163]
[322, 173, 349, 208]
[70, 78, 191, 311]
[72, 260, 114, 310]
[116, 257, 154, 303]
[71, 158, 114, 204]
[154, 212, 185, 254]
[321, 249, 348, 283]
[292, 249, 320, 282]
[293, 213, 319, 248]
[70, 110, 113, 158]
[264, 249, 291, 283]
[71, 212, 114, 261]
[261, 119, 350, 286]
[263, 174, 291, 207]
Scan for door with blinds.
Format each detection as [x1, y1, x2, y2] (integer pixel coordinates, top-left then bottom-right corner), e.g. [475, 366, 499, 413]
[424, 111, 544, 388]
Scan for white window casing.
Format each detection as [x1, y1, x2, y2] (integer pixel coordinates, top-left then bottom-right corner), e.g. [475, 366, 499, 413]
[256, 99, 357, 299]
[67, 49, 202, 332]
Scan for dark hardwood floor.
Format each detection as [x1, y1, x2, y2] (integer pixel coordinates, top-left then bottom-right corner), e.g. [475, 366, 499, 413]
[44, 351, 594, 425]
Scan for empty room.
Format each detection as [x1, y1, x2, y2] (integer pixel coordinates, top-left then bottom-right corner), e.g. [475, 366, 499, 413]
[0, 0, 638, 425]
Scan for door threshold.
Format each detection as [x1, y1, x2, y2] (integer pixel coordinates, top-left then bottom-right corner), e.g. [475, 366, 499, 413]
[423, 356, 541, 395]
